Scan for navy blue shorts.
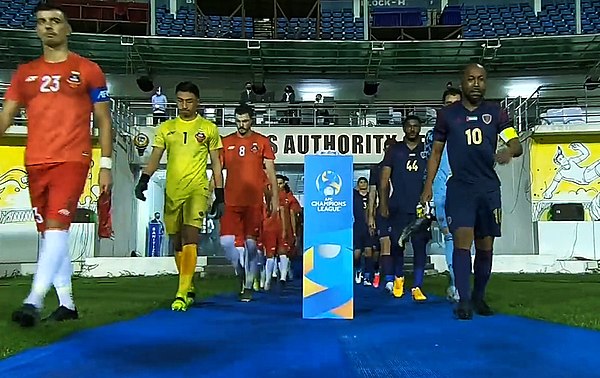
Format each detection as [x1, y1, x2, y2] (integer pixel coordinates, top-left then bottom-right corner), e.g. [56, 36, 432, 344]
[353, 223, 371, 251]
[370, 234, 380, 251]
[388, 211, 431, 255]
[446, 181, 502, 238]
[376, 213, 392, 238]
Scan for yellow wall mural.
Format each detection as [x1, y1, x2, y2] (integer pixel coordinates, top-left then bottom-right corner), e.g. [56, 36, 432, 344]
[0, 146, 101, 225]
[531, 140, 600, 221]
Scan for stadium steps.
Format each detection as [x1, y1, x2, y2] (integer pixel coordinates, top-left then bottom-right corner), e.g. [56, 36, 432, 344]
[253, 18, 273, 39]
[201, 256, 235, 277]
[200, 256, 436, 277]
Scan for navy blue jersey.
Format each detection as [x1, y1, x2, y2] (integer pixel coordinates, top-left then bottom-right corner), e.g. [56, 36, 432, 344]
[382, 141, 427, 214]
[353, 189, 368, 224]
[434, 101, 510, 190]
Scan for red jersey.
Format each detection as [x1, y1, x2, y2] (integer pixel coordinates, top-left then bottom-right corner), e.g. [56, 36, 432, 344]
[5, 53, 109, 166]
[222, 131, 275, 207]
[280, 191, 300, 234]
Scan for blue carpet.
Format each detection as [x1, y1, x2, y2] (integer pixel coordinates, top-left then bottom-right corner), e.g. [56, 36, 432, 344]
[1, 282, 599, 378]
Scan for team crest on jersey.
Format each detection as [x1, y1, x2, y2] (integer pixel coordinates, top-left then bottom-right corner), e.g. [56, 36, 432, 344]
[251, 143, 259, 153]
[195, 132, 206, 143]
[67, 71, 81, 87]
[482, 114, 493, 124]
[420, 151, 428, 159]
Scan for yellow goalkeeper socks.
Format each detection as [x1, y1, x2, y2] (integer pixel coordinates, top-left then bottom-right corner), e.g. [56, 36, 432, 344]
[174, 251, 182, 273]
[176, 244, 197, 298]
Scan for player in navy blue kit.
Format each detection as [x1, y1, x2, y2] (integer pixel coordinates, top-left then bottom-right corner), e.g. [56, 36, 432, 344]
[379, 115, 429, 302]
[367, 138, 396, 289]
[353, 177, 373, 285]
[421, 63, 523, 320]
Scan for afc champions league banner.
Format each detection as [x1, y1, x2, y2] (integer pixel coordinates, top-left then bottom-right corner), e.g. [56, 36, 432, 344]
[303, 153, 354, 320]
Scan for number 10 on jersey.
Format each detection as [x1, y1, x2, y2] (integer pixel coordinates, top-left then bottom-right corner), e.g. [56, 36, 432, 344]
[465, 128, 483, 145]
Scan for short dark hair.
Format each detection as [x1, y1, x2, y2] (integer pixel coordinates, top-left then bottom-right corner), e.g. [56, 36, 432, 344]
[442, 87, 462, 103]
[357, 176, 368, 183]
[235, 104, 254, 118]
[403, 115, 421, 127]
[175, 81, 200, 98]
[35, 3, 69, 21]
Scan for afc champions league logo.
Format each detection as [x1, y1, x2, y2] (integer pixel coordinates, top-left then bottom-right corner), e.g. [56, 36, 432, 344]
[315, 170, 342, 197]
[312, 170, 347, 213]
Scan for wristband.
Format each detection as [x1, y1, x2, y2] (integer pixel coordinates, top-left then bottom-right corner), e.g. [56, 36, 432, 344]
[100, 157, 113, 170]
[139, 173, 150, 184]
[214, 188, 224, 204]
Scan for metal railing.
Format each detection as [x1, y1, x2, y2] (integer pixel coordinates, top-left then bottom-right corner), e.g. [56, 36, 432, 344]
[509, 83, 600, 133]
[120, 100, 442, 129]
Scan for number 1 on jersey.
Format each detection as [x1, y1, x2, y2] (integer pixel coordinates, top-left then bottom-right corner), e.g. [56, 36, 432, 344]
[465, 127, 483, 145]
[183, 132, 188, 144]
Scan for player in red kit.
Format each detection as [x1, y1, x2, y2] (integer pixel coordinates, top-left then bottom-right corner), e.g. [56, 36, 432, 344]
[0, 4, 113, 327]
[260, 180, 287, 291]
[220, 104, 279, 302]
[277, 175, 301, 281]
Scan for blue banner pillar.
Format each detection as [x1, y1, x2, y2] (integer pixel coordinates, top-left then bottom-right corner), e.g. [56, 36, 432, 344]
[147, 220, 164, 257]
[302, 153, 354, 319]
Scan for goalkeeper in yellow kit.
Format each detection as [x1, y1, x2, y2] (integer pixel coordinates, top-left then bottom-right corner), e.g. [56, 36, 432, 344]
[135, 81, 224, 311]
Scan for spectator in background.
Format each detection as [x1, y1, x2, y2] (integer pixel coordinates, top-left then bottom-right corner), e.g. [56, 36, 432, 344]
[315, 93, 330, 125]
[281, 85, 296, 103]
[152, 86, 168, 126]
[240, 81, 257, 104]
[281, 85, 298, 125]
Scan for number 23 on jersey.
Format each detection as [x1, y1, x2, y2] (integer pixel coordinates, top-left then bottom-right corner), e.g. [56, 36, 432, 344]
[40, 75, 61, 93]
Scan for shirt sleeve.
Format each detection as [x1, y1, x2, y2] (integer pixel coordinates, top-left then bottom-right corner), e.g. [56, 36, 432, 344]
[207, 122, 223, 151]
[382, 147, 394, 169]
[289, 194, 301, 212]
[86, 61, 110, 104]
[433, 109, 449, 143]
[497, 107, 518, 142]
[4, 66, 25, 105]
[262, 136, 276, 161]
[153, 123, 166, 149]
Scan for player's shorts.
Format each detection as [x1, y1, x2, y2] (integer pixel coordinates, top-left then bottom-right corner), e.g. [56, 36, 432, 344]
[261, 216, 284, 258]
[370, 234, 380, 251]
[389, 211, 432, 252]
[446, 180, 502, 238]
[26, 162, 90, 233]
[433, 180, 448, 230]
[376, 213, 392, 239]
[164, 187, 210, 235]
[353, 222, 371, 251]
[220, 205, 263, 246]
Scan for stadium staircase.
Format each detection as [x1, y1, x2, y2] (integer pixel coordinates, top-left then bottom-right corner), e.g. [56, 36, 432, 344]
[253, 18, 273, 39]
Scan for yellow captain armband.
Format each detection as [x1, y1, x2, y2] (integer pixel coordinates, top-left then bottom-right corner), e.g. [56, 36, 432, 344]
[499, 127, 518, 143]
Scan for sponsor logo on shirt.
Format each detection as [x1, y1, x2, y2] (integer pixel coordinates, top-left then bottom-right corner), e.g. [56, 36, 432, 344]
[25, 75, 38, 82]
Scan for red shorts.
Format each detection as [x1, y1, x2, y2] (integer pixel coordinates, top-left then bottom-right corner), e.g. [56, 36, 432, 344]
[220, 205, 263, 247]
[261, 216, 284, 258]
[26, 162, 90, 233]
